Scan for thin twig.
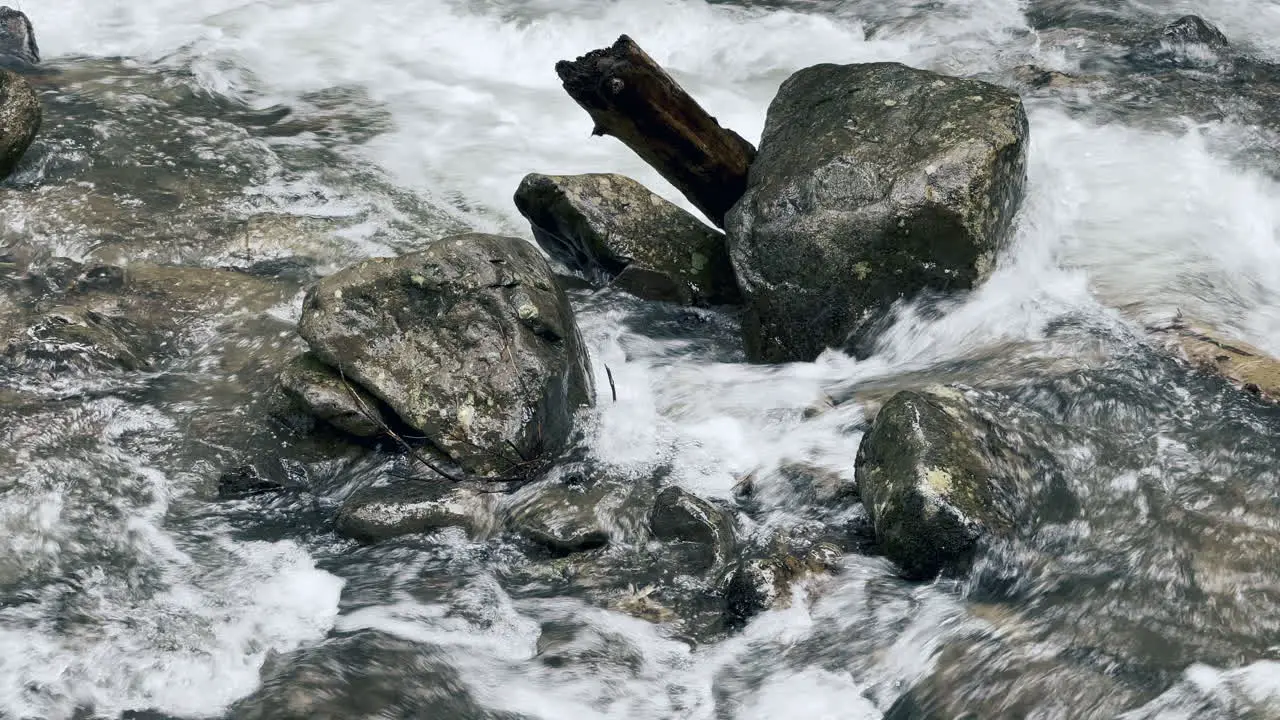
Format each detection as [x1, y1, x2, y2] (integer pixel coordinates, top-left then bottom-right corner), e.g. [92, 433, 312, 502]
[334, 362, 540, 486]
[604, 364, 617, 403]
[335, 363, 465, 482]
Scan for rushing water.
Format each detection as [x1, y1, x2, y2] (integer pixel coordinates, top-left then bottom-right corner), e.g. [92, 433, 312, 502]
[3, 0, 1280, 718]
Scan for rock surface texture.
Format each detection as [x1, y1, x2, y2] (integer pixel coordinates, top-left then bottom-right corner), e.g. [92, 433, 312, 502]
[0, 68, 39, 177]
[299, 233, 593, 476]
[855, 387, 1022, 579]
[278, 352, 395, 438]
[726, 62, 1029, 362]
[0, 259, 284, 377]
[504, 475, 612, 554]
[514, 172, 741, 305]
[336, 482, 495, 542]
[650, 485, 736, 572]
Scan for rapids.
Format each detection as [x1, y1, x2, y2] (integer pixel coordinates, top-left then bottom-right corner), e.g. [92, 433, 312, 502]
[2, 0, 1280, 718]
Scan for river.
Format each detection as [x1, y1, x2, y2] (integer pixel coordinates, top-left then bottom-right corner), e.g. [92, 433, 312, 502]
[3, 0, 1280, 718]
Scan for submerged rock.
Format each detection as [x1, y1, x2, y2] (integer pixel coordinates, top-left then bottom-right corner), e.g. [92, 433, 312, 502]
[0, 67, 39, 178]
[724, 528, 843, 627]
[336, 481, 495, 542]
[229, 630, 527, 720]
[217, 465, 287, 499]
[299, 233, 593, 476]
[1127, 15, 1230, 69]
[0, 259, 286, 377]
[649, 486, 736, 572]
[726, 62, 1028, 362]
[278, 352, 394, 438]
[1150, 316, 1280, 403]
[514, 173, 741, 305]
[503, 474, 612, 555]
[855, 387, 1023, 580]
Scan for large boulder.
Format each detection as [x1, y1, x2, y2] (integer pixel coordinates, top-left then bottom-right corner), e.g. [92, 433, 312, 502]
[726, 62, 1028, 362]
[0, 67, 39, 177]
[513, 173, 741, 306]
[854, 387, 1024, 579]
[298, 233, 593, 476]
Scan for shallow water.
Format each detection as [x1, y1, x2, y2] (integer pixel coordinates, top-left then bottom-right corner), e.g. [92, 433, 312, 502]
[2, 0, 1280, 718]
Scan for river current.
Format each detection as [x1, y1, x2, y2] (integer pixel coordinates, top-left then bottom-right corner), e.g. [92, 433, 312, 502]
[3, 0, 1280, 718]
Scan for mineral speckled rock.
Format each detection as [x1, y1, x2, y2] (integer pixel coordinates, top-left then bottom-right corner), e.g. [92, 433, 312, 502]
[726, 62, 1028, 362]
[298, 233, 594, 476]
[336, 482, 495, 542]
[0, 68, 38, 177]
[854, 387, 1021, 579]
[514, 172, 741, 305]
[278, 352, 393, 438]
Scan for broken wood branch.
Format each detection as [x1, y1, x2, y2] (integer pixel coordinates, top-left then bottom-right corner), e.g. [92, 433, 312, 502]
[555, 34, 756, 228]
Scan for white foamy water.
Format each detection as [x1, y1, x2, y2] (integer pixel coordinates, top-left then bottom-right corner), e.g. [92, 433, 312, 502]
[3, 0, 1280, 718]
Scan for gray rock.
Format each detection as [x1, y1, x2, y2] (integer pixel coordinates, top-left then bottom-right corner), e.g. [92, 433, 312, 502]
[278, 352, 393, 438]
[854, 387, 1021, 579]
[724, 529, 843, 627]
[217, 465, 287, 500]
[504, 476, 611, 554]
[229, 630, 528, 720]
[0, 7, 38, 71]
[1125, 15, 1230, 71]
[0, 67, 38, 177]
[298, 233, 593, 476]
[650, 486, 736, 571]
[0, 259, 287, 377]
[336, 482, 495, 542]
[726, 62, 1028, 362]
[514, 173, 741, 306]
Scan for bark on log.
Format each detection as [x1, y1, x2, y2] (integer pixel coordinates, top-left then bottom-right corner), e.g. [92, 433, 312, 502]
[555, 35, 756, 229]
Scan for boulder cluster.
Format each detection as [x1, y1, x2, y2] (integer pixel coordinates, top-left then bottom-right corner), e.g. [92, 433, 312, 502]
[2, 8, 1277, 642]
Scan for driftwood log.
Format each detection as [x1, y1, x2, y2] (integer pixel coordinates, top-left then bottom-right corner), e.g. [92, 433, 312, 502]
[555, 35, 756, 228]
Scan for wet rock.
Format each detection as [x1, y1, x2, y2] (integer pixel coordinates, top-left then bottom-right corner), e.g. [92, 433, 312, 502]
[726, 62, 1028, 362]
[0, 260, 286, 377]
[278, 352, 394, 438]
[514, 173, 741, 305]
[649, 486, 736, 571]
[217, 465, 286, 499]
[883, 636, 1134, 720]
[855, 387, 1021, 580]
[0, 67, 39, 177]
[0, 7, 38, 72]
[1010, 64, 1093, 91]
[299, 233, 594, 476]
[1150, 315, 1280, 403]
[724, 528, 843, 627]
[504, 475, 612, 555]
[1127, 15, 1230, 70]
[229, 630, 527, 720]
[336, 481, 495, 542]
